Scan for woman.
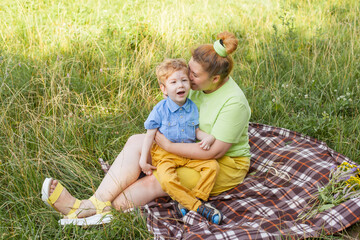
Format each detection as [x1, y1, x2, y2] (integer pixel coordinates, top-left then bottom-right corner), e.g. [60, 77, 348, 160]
[41, 31, 251, 225]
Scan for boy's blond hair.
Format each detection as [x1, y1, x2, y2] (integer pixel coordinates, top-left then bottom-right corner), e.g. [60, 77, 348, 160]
[156, 58, 188, 85]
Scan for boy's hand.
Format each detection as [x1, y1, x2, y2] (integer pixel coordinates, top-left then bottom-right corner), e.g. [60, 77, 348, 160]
[139, 161, 157, 176]
[198, 135, 215, 150]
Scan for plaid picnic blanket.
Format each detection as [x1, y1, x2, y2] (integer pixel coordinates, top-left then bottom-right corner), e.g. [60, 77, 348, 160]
[100, 123, 360, 239]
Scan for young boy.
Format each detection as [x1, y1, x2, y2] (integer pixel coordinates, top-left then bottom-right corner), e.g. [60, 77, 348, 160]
[139, 58, 223, 224]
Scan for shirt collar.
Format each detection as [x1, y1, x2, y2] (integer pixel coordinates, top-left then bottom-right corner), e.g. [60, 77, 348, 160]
[166, 97, 191, 113]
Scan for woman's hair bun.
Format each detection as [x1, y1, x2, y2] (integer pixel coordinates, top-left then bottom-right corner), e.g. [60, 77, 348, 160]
[217, 31, 238, 55]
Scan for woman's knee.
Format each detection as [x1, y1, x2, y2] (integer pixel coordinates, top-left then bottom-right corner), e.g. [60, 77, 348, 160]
[112, 175, 165, 210]
[126, 134, 145, 146]
[124, 134, 145, 154]
[145, 174, 164, 192]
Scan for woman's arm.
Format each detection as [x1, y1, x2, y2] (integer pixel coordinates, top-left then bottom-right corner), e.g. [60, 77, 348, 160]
[155, 131, 232, 159]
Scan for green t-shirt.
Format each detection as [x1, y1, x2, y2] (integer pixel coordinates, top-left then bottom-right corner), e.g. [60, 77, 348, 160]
[188, 77, 251, 157]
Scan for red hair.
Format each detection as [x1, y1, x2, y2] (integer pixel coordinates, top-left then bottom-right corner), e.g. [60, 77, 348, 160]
[156, 58, 188, 85]
[191, 31, 238, 81]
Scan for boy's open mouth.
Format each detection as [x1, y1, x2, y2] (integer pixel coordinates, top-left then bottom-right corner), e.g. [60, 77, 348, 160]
[177, 91, 185, 96]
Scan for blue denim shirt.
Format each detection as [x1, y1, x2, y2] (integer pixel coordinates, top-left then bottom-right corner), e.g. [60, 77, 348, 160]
[144, 97, 199, 143]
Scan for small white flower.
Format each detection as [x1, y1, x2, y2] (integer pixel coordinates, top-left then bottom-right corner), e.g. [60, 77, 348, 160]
[304, 94, 308, 99]
[272, 98, 276, 102]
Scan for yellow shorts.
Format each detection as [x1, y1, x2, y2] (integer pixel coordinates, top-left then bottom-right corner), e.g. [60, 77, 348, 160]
[152, 145, 250, 196]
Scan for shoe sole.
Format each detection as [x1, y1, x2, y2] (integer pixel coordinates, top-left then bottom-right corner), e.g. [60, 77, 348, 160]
[41, 177, 53, 208]
[59, 213, 113, 226]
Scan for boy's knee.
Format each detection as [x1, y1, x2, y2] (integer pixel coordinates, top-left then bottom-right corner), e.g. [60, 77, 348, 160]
[208, 160, 220, 172]
[157, 170, 177, 190]
[158, 170, 176, 183]
[159, 178, 176, 192]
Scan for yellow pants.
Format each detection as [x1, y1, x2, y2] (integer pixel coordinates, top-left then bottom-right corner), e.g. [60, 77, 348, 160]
[153, 147, 250, 197]
[151, 144, 219, 211]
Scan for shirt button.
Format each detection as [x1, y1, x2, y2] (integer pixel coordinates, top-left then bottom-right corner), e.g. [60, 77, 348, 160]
[181, 129, 184, 132]
[180, 116, 183, 118]
[180, 108, 183, 111]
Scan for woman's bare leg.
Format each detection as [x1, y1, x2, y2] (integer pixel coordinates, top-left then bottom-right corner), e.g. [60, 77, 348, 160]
[93, 134, 146, 202]
[49, 134, 149, 217]
[112, 174, 168, 211]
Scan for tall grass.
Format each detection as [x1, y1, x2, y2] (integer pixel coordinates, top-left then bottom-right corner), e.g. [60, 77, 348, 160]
[0, 0, 359, 238]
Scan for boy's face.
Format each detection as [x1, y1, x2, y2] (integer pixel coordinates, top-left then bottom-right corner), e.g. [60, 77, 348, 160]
[160, 70, 190, 106]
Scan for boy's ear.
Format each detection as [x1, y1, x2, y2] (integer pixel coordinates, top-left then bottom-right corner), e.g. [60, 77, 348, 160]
[160, 83, 168, 96]
[212, 75, 221, 84]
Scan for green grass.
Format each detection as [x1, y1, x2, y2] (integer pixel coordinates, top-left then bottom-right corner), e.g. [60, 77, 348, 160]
[0, 0, 359, 239]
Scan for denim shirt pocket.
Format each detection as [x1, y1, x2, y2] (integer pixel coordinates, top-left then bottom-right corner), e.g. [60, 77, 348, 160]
[186, 119, 199, 141]
[163, 120, 177, 142]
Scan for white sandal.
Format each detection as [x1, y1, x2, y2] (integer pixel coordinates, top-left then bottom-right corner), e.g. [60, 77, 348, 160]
[41, 178, 112, 226]
[41, 178, 81, 217]
[59, 196, 113, 226]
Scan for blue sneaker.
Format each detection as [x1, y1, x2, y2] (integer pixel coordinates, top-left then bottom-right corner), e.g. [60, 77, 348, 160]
[197, 202, 223, 224]
[174, 201, 189, 217]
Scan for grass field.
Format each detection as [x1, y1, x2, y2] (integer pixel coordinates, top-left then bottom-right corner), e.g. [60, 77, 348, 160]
[1, 0, 359, 239]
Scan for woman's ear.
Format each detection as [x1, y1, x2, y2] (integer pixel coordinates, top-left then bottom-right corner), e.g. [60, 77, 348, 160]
[212, 75, 221, 84]
[160, 83, 168, 97]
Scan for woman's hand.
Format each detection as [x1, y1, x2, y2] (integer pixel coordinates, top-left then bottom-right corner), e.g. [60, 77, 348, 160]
[154, 131, 172, 151]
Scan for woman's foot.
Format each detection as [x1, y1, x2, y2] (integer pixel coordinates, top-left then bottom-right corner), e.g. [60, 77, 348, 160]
[48, 179, 110, 219]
